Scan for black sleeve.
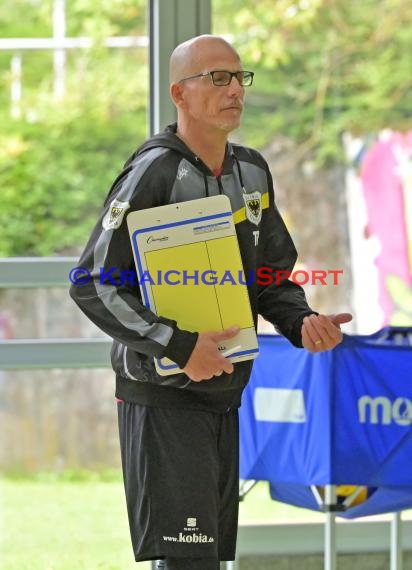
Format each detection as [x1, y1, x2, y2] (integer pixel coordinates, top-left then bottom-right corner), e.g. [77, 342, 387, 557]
[257, 166, 316, 347]
[69, 151, 198, 368]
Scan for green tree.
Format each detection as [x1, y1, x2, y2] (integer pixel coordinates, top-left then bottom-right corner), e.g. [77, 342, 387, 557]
[0, 0, 147, 256]
[214, 0, 412, 161]
[2, 0, 411, 255]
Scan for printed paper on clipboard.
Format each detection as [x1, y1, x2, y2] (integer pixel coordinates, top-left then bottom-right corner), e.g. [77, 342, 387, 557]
[127, 195, 258, 376]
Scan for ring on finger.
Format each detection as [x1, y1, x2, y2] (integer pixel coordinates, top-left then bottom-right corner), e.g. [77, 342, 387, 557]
[314, 339, 323, 345]
[215, 370, 224, 376]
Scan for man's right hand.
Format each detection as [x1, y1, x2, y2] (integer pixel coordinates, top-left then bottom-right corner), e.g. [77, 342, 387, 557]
[183, 326, 240, 382]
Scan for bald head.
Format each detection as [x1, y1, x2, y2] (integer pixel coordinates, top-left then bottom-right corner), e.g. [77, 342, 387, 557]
[169, 35, 241, 84]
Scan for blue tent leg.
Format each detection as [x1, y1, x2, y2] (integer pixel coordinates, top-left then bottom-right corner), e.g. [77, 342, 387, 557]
[390, 512, 403, 570]
[324, 485, 337, 570]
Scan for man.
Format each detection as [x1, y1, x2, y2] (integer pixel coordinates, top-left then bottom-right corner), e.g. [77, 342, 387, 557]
[70, 35, 351, 570]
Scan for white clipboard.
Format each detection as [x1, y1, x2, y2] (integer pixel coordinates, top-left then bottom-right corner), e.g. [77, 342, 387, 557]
[127, 195, 258, 375]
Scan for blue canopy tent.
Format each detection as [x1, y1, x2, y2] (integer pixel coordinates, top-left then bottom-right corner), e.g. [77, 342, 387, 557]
[239, 328, 412, 568]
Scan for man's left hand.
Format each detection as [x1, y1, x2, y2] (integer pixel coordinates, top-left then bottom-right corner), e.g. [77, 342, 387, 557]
[301, 313, 353, 353]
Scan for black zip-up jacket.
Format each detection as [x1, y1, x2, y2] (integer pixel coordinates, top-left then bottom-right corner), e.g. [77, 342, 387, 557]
[70, 124, 315, 412]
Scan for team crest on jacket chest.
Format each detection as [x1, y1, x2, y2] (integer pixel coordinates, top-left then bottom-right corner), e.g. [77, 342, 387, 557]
[243, 191, 262, 226]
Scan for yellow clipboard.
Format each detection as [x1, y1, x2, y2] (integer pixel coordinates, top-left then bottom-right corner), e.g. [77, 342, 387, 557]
[127, 195, 258, 375]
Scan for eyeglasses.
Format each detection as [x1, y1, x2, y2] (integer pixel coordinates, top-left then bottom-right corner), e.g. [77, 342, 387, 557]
[178, 70, 254, 87]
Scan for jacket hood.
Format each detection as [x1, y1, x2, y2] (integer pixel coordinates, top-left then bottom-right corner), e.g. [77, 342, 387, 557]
[126, 123, 235, 176]
[125, 123, 197, 168]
